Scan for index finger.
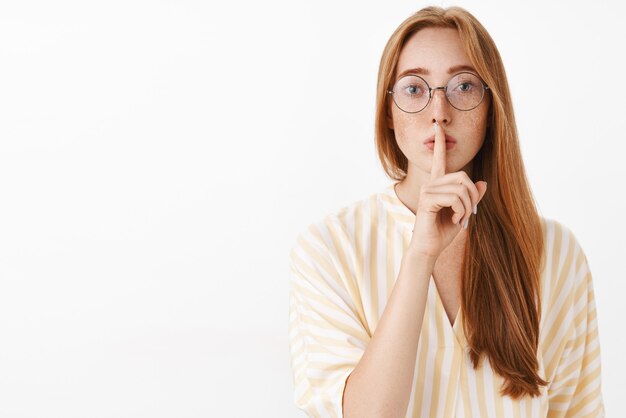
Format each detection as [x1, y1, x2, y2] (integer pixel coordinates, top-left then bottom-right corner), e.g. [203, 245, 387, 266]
[430, 121, 446, 180]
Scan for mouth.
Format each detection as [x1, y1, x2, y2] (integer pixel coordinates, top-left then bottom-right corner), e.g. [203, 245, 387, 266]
[423, 134, 457, 144]
[423, 134, 457, 151]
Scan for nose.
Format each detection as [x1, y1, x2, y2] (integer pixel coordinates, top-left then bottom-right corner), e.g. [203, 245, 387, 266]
[429, 87, 451, 125]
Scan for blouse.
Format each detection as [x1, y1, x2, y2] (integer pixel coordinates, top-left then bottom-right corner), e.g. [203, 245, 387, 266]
[287, 182, 604, 417]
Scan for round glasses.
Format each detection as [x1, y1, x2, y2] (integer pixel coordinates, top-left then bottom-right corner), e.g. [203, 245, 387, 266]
[387, 71, 490, 113]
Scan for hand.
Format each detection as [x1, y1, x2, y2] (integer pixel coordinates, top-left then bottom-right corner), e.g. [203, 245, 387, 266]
[407, 121, 488, 259]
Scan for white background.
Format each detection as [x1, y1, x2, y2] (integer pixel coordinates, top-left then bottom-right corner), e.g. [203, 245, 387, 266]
[0, 0, 624, 417]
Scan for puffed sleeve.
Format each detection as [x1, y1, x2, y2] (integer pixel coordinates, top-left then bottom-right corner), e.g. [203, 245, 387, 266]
[287, 223, 371, 418]
[546, 226, 605, 417]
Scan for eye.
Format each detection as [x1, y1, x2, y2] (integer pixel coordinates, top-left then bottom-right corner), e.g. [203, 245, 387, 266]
[454, 81, 477, 93]
[404, 84, 425, 96]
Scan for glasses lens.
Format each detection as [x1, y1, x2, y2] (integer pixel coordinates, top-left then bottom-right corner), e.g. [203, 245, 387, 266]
[392, 75, 429, 113]
[446, 73, 484, 110]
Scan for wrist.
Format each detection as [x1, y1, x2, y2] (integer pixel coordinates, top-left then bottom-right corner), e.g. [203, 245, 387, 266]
[402, 249, 438, 267]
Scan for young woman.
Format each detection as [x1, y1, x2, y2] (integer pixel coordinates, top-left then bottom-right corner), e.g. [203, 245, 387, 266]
[288, 6, 604, 418]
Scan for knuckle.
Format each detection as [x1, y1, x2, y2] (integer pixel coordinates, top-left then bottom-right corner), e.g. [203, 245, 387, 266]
[456, 171, 471, 183]
[457, 185, 469, 200]
[456, 195, 464, 208]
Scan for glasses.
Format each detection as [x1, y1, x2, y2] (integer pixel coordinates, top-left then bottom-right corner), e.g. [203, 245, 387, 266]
[387, 71, 490, 113]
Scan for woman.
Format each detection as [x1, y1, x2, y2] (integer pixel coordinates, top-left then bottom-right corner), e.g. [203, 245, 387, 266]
[287, 6, 604, 418]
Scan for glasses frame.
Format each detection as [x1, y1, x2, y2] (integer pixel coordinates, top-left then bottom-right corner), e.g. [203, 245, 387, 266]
[387, 71, 490, 113]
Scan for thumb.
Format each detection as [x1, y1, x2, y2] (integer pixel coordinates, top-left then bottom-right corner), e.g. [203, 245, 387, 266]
[475, 181, 488, 204]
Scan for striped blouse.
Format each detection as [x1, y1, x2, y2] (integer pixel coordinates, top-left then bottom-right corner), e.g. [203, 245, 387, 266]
[287, 182, 604, 417]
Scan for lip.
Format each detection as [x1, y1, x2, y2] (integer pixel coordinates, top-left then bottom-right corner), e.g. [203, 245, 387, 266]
[423, 134, 457, 150]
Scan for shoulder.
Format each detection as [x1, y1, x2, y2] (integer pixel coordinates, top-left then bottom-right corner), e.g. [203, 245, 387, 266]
[538, 215, 594, 316]
[539, 215, 578, 245]
[289, 188, 385, 259]
[539, 216, 589, 275]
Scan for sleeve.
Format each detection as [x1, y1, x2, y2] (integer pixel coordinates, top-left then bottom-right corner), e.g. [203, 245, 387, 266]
[287, 224, 371, 418]
[546, 228, 605, 418]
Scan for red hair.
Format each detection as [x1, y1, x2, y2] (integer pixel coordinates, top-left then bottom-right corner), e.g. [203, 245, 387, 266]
[374, 6, 548, 398]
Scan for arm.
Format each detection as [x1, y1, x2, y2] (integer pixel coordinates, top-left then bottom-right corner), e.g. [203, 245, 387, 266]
[288, 122, 485, 417]
[546, 232, 605, 417]
[288, 227, 374, 418]
[342, 251, 435, 418]
[343, 121, 485, 417]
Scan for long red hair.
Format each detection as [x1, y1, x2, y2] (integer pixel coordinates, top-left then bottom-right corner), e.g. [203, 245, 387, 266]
[375, 6, 548, 398]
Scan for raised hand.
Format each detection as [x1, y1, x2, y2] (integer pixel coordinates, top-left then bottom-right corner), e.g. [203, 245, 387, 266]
[407, 121, 488, 259]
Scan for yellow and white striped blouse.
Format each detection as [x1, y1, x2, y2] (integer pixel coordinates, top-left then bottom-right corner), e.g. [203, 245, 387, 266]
[287, 182, 604, 418]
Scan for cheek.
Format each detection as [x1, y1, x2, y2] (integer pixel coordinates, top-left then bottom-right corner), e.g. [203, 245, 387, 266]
[464, 108, 489, 146]
[465, 109, 486, 131]
[392, 112, 424, 147]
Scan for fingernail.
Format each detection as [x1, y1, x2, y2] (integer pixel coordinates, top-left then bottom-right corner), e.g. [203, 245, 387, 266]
[464, 217, 469, 229]
[474, 204, 477, 215]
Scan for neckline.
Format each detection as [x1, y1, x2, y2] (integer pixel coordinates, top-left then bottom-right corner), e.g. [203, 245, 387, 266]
[384, 182, 466, 346]
[383, 182, 416, 227]
[430, 275, 465, 347]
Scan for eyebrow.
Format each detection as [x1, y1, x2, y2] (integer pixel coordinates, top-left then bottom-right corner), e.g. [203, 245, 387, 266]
[396, 64, 477, 80]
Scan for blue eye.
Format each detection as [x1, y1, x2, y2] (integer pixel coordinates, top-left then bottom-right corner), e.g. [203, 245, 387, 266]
[405, 85, 425, 95]
[456, 82, 476, 93]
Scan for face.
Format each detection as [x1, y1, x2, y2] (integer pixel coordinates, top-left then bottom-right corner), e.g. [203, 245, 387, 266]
[387, 27, 491, 178]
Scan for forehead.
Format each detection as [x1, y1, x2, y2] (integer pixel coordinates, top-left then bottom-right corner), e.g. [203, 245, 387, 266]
[395, 27, 473, 80]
